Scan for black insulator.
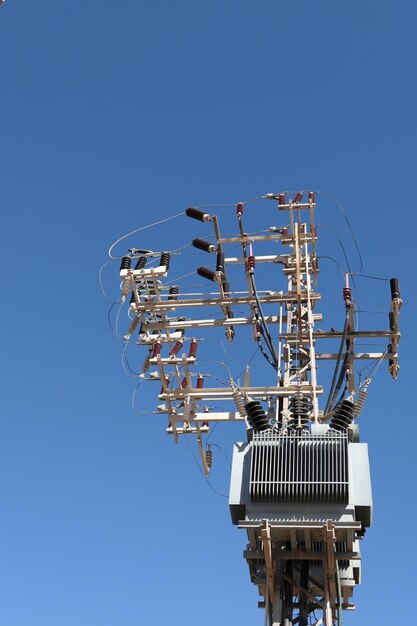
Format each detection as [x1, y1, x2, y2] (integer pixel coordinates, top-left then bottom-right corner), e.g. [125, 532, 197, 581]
[120, 256, 131, 270]
[244, 400, 270, 432]
[330, 399, 355, 432]
[216, 251, 225, 273]
[185, 207, 210, 222]
[130, 291, 137, 304]
[389, 311, 397, 331]
[168, 286, 179, 300]
[205, 448, 213, 469]
[289, 394, 311, 430]
[134, 256, 147, 270]
[160, 252, 171, 270]
[197, 266, 216, 282]
[192, 238, 216, 253]
[390, 277, 400, 300]
[222, 280, 230, 295]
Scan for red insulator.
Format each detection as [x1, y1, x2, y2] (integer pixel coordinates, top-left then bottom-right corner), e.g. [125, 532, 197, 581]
[343, 287, 352, 302]
[197, 375, 204, 389]
[169, 341, 183, 357]
[236, 202, 244, 215]
[293, 192, 303, 203]
[160, 377, 169, 394]
[247, 255, 256, 271]
[281, 226, 288, 235]
[188, 340, 198, 358]
[151, 341, 162, 357]
[278, 193, 286, 205]
[309, 191, 316, 203]
[181, 377, 188, 389]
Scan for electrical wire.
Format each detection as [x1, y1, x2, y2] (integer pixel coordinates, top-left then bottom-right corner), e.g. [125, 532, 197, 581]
[108, 211, 185, 260]
[184, 435, 228, 498]
[324, 308, 350, 414]
[316, 190, 364, 273]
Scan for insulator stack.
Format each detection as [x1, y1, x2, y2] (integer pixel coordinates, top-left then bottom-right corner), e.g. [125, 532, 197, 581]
[183, 401, 191, 421]
[120, 256, 131, 271]
[121, 276, 132, 300]
[288, 394, 311, 430]
[308, 191, 315, 203]
[222, 280, 230, 295]
[160, 252, 171, 270]
[185, 207, 211, 222]
[244, 400, 270, 432]
[330, 398, 355, 432]
[130, 290, 137, 304]
[389, 311, 397, 332]
[278, 193, 286, 205]
[236, 202, 244, 215]
[169, 341, 183, 357]
[354, 389, 367, 417]
[343, 287, 352, 303]
[390, 277, 401, 300]
[196, 375, 204, 389]
[232, 388, 247, 420]
[247, 256, 255, 272]
[134, 256, 147, 270]
[197, 266, 216, 282]
[151, 341, 162, 358]
[243, 366, 250, 388]
[181, 377, 188, 389]
[205, 448, 213, 469]
[293, 192, 303, 203]
[168, 286, 179, 300]
[192, 238, 216, 253]
[126, 316, 140, 337]
[188, 340, 198, 358]
[216, 251, 225, 274]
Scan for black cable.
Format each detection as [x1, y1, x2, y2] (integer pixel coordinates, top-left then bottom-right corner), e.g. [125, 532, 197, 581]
[316, 190, 364, 273]
[249, 272, 278, 368]
[324, 308, 350, 414]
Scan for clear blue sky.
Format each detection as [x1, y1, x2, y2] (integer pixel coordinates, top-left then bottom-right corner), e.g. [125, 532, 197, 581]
[0, 2, 414, 625]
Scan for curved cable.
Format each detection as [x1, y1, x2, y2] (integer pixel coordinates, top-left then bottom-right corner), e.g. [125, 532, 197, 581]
[108, 211, 185, 260]
[316, 190, 364, 273]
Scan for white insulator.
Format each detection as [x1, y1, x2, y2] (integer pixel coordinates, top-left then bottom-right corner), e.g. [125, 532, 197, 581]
[232, 388, 247, 419]
[243, 366, 250, 388]
[183, 400, 191, 421]
[121, 276, 132, 301]
[125, 316, 140, 339]
[354, 389, 367, 417]
[347, 370, 355, 393]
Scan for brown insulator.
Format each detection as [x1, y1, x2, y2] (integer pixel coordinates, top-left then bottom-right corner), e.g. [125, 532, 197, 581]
[169, 340, 183, 357]
[181, 377, 188, 389]
[196, 375, 204, 389]
[188, 340, 198, 358]
[236, 202, 244, 215]
[151, 341, 162, 358]
[278, 193, 286, 205]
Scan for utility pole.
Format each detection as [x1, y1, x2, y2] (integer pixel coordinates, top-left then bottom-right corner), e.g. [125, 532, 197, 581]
[111, 191, 402, 625]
